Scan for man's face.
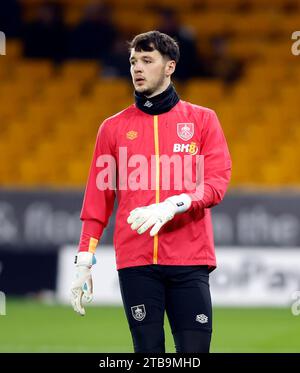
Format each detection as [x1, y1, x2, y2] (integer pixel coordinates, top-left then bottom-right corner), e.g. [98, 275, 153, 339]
[129, 48, 171, 97]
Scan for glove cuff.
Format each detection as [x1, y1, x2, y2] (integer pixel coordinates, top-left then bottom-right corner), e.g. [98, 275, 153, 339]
[75, 251, 96, 267]
[165, 193, 192, 214]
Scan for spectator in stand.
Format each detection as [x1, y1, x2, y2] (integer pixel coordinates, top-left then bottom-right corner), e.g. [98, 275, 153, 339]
[156, 8, 207, 80]
[102, 37, 131, 78]
[23, 2, 66, 62]
[209, 34, 244, 85]
[0, 0, 22, 37]
[68, 1, 117, 60]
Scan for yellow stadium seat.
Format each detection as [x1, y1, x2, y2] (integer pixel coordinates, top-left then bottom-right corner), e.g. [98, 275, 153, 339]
[60, 60, 101, 82]
[67, 159, 90, 186]
[112, 10, 158, 33]
[13, 59, 54, 81]
[4, 39, 23, 59]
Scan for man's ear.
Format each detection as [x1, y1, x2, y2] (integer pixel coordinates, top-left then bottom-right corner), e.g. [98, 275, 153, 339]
[165, 60, 176, 77]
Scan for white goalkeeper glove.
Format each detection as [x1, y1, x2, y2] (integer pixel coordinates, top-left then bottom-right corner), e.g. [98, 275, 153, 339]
[70, 251, 96, 316]
[127, 194, 192, 236]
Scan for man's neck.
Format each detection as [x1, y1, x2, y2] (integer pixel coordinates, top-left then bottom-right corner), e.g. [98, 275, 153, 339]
[134, 81, 179, 115]
[146, 79, 171, 98]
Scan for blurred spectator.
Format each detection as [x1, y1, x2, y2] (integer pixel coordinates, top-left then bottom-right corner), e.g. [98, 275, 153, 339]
[157, 8, 207, 80]
[23, 2, 66, 62]
[102, 37, 131, 78]
[68, 1, 117, 60]
[0, 0, 22, 37]
[282, 0, 299, 13]
[208, 35, 244, 85]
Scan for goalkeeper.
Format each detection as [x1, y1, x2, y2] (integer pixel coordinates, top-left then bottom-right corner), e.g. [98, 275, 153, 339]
[71, 31, 231, 353]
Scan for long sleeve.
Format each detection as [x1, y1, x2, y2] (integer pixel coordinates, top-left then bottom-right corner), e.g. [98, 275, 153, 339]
[78, 120, 116, 253]
[188, 110, 232, 216]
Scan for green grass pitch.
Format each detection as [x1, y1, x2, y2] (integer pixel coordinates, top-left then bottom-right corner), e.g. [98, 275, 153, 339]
[0, 298, 299, 352]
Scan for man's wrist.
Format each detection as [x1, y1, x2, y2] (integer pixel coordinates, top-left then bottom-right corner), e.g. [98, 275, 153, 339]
[165, 193, 192, 214]
[75, 251, 96, 267]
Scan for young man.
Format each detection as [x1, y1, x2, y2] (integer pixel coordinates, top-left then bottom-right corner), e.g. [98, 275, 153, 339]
[71, 31, 232, 353]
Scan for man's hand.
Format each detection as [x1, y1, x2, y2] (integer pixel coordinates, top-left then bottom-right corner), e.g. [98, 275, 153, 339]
[71, 252, 96, 316]
[127, 194, 192, 236]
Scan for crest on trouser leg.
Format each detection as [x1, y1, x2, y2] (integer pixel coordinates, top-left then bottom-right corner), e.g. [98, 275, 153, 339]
[131, 304, 146, 321]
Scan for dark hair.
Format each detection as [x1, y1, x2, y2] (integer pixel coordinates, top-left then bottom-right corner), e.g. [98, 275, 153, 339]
[128, 30, 180, 63]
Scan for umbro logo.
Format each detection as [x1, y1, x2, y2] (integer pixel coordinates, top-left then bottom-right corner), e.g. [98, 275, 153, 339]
[144, 100, 153, 107]
[196, 314, 208, 324]
[126, 130, 138, 140]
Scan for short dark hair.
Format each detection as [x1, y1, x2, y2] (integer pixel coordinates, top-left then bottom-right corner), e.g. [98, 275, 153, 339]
[128, 30, 180, 63]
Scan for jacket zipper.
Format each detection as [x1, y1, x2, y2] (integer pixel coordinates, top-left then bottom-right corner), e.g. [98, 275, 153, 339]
[153, 115, 159, 264]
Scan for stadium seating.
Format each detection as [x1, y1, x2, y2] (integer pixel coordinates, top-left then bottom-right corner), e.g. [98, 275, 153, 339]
[1, 0, 299, 187]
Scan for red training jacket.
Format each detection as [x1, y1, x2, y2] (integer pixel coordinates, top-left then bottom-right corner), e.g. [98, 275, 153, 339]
[78, 100, 232, 271]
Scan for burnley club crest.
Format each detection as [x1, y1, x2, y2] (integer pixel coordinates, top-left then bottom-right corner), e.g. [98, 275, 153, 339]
[131, 304, 146, 321]
[177, 123, 194, 141]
